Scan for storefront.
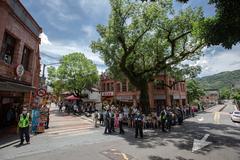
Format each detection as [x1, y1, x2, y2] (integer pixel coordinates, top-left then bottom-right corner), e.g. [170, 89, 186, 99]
[0, 0, 42, 135]
[101, 91, 114, 105]
[0, 80, 35, 130]
[154, 95, 166, 107]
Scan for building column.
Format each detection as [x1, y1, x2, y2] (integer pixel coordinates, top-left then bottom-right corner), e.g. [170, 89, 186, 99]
[179, 99, 183, 106]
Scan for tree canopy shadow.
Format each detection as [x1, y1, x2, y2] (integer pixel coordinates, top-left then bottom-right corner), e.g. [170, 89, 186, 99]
[106, 115, 240, 156]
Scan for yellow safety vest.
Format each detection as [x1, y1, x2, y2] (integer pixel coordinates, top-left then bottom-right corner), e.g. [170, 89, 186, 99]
[18, 114, 30, 128]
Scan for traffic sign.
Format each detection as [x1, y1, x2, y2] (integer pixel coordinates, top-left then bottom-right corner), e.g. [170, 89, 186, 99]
[37, 88, 47, 97]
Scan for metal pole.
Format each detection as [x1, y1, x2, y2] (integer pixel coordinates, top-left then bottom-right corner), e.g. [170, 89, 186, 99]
[42, 64, 46, 78]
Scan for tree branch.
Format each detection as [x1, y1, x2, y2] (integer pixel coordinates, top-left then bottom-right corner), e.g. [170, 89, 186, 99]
[121, 5, 133, 25]
[173, 31, 191, 42]
[128, 26, 151, 53]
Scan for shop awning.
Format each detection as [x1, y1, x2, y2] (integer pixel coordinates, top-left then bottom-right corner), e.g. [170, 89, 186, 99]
[0, 81, 35, 92]
[65, 95, 80, 100]
[81, 98, 99, 103]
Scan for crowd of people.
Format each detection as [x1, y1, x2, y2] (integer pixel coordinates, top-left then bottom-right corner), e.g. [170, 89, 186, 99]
[57, 100, 96, 116]
[93, 104, 197, 138]
[56, 99, 198, 138]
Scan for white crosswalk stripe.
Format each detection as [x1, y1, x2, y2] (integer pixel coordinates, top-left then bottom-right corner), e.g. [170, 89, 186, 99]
[46, 124, 96, 139]
[45, 112, 97, 139]
[42, 104, 99, 139]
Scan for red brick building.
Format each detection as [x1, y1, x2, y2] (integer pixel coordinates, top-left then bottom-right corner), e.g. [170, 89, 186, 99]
[0, 0, 42, 129]
[100, 73, 187, 111]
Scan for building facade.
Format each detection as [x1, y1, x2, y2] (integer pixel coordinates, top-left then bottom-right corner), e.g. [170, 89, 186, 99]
[200, 89, 219, 105]
[100, 73, 187, 111]
[0, 0, 42, 129]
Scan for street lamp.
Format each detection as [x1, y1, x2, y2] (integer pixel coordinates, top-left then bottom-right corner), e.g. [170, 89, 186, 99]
[42, 62, 61, 78]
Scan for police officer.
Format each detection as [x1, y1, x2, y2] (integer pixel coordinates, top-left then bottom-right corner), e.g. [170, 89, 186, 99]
[119, 109, 125, 134]
[160, 108, 167, 132]
[134, 111, 143, 138]
[18, 107, 30, 145]
[110, 109, 115, 132]
[166, 111, 172, 132]
[104, 109, 111, 134]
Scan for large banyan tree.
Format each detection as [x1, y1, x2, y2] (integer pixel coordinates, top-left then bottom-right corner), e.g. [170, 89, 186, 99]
[91, 0, 206, 114]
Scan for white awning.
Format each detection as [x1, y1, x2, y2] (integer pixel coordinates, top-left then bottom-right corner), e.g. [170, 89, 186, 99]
[0, 81, 35, 92]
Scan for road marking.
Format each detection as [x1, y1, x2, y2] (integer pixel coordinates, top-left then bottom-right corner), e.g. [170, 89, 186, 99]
[52, 130, 97, 139]
[213, 112, 220, 124]
[121, 153, 129, 160]
[197, 117, 204, 122]
[47, 126, 94, 134]
[101, 149, 133, 160]
[192, 134, 212, 152]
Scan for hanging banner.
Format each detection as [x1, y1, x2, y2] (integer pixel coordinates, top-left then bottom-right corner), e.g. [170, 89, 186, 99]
[31, 109, 40, 133]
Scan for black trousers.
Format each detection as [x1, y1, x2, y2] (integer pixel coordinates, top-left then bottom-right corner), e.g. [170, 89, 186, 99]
[45, 117, 49, 129]
[161, 120, 166, 132]
[19, 127, 30, 143]
[135, 121, 143, 138]
[166, 120, 171, 131]
[111, 119, 115, 132]
[104, 121, 111, 134]
[119, 121, 124, 134]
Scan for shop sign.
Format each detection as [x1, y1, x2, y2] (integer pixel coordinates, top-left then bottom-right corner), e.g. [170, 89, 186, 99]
[16, 64, 24, 77]
[173, 95, 181, 99]
[101, 92, 114, 97]
[116, 95, 133, 100]
[154, 95, 166, 100]
[181, 95, 186, 99]
[2, 98, 13, 104]
[37, 88, 47, 97]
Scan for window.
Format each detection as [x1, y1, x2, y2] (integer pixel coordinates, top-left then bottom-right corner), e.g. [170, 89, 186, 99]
[154, 80, 165, 90]
[107, 83, 110, 91]
[1, 32, 16, 64]
[102, 83, 105, 91]
[116, 83, 120, 92]
[128, 82, 135, 91]
[21, 46, 31, 71]
[111, 82, 114, 91]
[175, 84, 178, 91]
[182, 83, 185, 91]
[122, 80, 127, 92]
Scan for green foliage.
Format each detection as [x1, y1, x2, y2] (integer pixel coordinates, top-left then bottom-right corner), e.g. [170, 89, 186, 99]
[175, 0, 240, 49]
[47, 52, 99, 96]
[91, 0, 206, 113]
[187, 80, 205, 104]
[198, 69, 240, 90]
[219, 88, 231, 100]
[232, 90, 240, 101]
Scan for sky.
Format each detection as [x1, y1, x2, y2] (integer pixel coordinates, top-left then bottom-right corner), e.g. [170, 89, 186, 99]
[21, 0, 240, 77]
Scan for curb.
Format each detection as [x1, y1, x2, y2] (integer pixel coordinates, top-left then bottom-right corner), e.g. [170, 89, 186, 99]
[0, 139, 20, 149]
[219, 105, 227, 112]
[0, 135, 34, 149]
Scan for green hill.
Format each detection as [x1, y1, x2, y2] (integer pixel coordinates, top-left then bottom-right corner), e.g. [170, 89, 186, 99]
[198, 70, 240, 90]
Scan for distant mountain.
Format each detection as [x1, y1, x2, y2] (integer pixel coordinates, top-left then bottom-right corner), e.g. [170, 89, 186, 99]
[197, 70, 240, 90]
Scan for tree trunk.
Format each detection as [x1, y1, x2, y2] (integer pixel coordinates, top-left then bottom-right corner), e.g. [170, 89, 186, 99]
[119, 65, 150, 114]
[138, 83, 150, 115]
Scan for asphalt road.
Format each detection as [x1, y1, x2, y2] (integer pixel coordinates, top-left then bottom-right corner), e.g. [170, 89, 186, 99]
[0, 102, 239, 160]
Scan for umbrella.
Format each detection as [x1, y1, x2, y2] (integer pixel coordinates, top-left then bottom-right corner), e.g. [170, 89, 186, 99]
[65, 95, 80, 100]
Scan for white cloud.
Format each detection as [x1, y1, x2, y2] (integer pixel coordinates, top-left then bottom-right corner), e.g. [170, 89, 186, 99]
[81, 25, 97, 39]
[78, 0, 110, 18]
[39, 33, 52, 45]
[40, 33, 106, 73]
[38, 0, 81, 31]
[197, 45, 240, 77]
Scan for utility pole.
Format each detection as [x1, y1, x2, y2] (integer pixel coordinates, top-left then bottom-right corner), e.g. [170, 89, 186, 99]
[41, 62, 61, 78]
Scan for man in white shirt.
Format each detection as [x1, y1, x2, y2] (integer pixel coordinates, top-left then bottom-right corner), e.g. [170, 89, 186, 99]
[118, 109, 124, 134]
